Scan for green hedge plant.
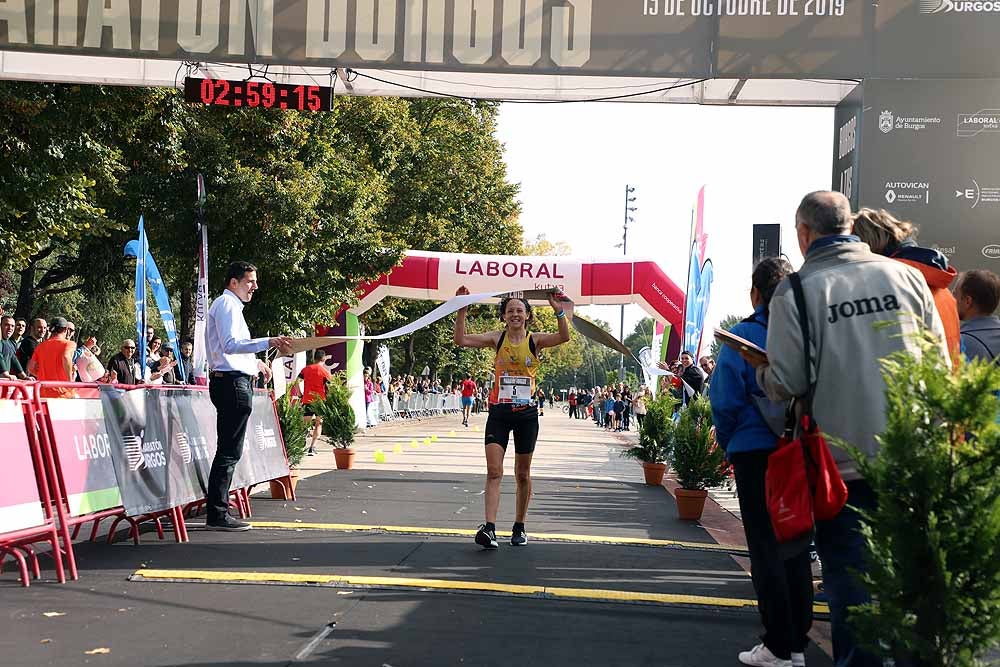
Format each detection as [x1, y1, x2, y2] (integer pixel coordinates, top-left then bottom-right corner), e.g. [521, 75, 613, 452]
[621, 394, 678, 464]
[275, 392, 309, 468]
[848, 332, 1000, 667]
[671, 396, 728, 491]
[313, 372, 357, 449]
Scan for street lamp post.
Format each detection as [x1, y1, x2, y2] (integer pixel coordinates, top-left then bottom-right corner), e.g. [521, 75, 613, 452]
[618, 185, 637, 381]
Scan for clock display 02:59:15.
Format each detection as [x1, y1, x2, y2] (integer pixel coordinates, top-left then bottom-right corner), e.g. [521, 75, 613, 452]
[196, 78, 325, 111]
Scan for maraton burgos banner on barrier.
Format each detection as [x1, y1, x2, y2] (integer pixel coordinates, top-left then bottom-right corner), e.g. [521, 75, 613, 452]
[1, 1, 998, 79]
[98, 388, 287, 517]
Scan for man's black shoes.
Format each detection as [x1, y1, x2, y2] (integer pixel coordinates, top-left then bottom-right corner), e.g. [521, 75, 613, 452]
[206, 516, 252, 532]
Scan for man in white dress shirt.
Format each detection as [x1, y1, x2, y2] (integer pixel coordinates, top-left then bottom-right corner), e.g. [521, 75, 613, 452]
[205, 261, 292, 531]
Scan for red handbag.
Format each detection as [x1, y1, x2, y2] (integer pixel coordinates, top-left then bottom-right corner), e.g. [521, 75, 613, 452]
[764, 274, 848, 543]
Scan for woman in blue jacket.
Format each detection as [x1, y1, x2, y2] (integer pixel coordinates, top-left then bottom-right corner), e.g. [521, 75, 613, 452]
[709, 257, 813, 667]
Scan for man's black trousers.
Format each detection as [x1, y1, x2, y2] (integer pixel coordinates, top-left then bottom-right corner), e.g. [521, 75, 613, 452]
[206, 373, 253, 523]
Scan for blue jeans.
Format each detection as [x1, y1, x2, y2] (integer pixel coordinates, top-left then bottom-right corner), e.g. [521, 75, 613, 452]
[815, 479, 882, 667]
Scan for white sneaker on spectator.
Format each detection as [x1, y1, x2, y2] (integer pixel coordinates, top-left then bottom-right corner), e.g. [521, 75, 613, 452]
[791, 652, 806, 667]
[738, 643, 792, 667]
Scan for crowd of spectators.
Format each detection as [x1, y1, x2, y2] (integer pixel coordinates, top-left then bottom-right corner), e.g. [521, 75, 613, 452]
[0, 309, 198, 390]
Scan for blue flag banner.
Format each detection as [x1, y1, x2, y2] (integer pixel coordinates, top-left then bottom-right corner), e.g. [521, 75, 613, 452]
[125, 222, 183, 383]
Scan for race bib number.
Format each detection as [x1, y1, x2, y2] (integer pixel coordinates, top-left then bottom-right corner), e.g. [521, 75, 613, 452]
[498, 376, 532, 405]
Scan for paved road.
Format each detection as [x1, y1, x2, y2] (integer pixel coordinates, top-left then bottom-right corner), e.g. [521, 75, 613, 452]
[1, 409, 832, 667]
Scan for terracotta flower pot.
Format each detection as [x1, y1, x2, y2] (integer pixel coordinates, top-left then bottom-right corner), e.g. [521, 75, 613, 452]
[269, 470, 299, 500]
[334, 448, 355, 470]
[641, 462, 667, 486]
[674, 488, 709, 521]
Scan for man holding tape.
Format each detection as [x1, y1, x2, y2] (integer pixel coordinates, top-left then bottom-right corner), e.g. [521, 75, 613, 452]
[454, 287, 573, 549]
[205, 261, 293, 531]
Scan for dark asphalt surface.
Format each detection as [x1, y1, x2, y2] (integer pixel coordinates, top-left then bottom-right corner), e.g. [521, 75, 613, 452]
[1, 469, 833, 666]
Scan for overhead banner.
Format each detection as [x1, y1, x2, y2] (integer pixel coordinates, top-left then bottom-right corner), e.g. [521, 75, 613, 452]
[835, 79, 1000, 274]
[353, 251, 686, 342]
[0, 401, 46, 533]
[1, 1, 998, 78]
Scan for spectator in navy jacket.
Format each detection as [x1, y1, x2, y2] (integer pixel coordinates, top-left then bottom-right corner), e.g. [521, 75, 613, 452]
[709, 257, 813, 667]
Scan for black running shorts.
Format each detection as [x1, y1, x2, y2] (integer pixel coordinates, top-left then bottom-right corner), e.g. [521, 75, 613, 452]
[484, 404, 539, 454]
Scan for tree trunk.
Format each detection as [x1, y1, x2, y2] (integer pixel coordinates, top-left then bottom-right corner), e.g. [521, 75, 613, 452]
[405, 336, 415, 376]
[14, 261, 37, 320]
[179, 285, 195, 343]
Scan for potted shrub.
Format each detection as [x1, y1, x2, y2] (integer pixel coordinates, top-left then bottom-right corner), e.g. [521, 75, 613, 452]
[670, 396, 728, 520]
[621, 394, 677, 485]
[848, 335, 1000, 666]
[314, 372, 357, 469]
[271, 392, 309, 500]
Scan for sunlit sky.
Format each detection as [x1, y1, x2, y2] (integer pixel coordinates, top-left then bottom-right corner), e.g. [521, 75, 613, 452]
[496, 102, 833, 355]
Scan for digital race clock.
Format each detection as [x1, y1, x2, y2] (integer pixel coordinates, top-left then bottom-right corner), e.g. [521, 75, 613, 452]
[183, 77, 332, 112]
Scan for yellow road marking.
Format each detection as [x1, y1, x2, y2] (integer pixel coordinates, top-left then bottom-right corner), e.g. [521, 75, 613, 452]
[248, 521, 748, 555]
[131, 568, 828, 615]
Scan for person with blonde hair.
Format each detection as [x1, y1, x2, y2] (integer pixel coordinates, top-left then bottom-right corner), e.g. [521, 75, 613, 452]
[853, 208, 960, 364]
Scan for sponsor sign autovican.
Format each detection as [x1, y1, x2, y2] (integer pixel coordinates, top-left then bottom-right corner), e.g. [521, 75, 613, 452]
[0, 401, 46, 533]
[883, 180, 930, 205]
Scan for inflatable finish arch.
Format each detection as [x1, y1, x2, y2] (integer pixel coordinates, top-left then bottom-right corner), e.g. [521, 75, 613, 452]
[320, 251, 685, 428]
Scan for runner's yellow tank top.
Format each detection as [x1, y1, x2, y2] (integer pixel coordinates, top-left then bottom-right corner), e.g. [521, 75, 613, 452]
[489, 332, 539, 406]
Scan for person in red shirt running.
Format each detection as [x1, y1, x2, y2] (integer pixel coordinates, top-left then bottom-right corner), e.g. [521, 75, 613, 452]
[295, 349, 333, 455]
[460, 373, 477, 427]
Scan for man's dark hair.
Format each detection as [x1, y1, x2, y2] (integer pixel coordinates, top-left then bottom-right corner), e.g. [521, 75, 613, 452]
[181, 338, 194, 345]
[313, 349, 327, 361]
[681, 350, 694, 358]
[224, 261, 257, 288]
[957, 270, 1000, 314]
[466, 373, 473, 379]
[752, 257, 794, 311]
[796, 191, 853, 235]
[1, 315, 13, 324]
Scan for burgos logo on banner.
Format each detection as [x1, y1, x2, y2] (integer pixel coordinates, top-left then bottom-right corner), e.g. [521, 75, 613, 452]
[255, 423, 279, 451]
[879, 110, 893, 134]
[122, 432, 167, 471]
[920, 0, 1000, 12]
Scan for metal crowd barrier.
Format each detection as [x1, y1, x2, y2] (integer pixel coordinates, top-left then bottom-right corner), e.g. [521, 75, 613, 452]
[0, 380, 291, 587]
[386, 391, 462, 421]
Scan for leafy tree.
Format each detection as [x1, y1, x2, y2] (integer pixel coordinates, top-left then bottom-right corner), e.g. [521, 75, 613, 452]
[522, 234, 571, 256]
[1, 83, 522, 357]
[0, 82, 160, 316]
[709, 313, 747, 359]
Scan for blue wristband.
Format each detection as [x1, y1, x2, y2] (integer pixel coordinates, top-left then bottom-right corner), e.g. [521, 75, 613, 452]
[555, 310, 566, 319]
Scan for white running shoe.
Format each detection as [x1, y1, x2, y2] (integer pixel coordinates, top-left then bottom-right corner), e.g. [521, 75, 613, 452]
[738, 643, 792, 667]
[791, 652, 806, 667]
